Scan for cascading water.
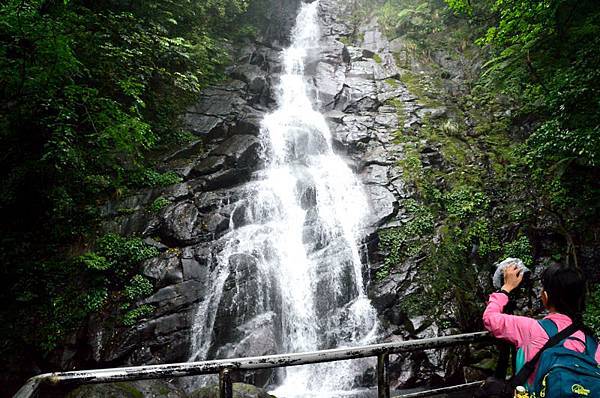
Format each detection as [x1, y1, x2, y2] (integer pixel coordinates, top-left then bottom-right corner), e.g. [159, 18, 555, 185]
[189, 1, 379, 396]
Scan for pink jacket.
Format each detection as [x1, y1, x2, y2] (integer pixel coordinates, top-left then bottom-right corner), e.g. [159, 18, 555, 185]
[483, 292, 600, 367]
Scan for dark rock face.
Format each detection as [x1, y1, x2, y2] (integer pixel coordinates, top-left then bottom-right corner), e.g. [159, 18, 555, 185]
[68, 0, 465, 393]
[66, 380, 186, 398]
[76, 0, 304, 374]
[190, 383, 276, 398]
[64, 381, 273, 398]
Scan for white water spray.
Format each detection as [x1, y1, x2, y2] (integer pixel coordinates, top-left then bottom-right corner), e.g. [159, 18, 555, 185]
[190, 1, 378, 396]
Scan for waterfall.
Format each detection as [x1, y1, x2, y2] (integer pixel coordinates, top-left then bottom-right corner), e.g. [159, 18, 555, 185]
[189, 1, 379, 396]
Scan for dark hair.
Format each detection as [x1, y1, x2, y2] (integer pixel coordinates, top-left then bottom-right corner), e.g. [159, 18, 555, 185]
[541, 263, 587, 325]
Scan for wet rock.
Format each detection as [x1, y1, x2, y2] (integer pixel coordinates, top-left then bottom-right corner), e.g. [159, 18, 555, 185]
[364, 184, 398, 227]
[315, 62, 346, 108]
[360, 164, 389, 186]
[143, 254, 184, 288]
[201, 168, 253, 191]
[161, 201, 200, 244]
[209, 254, 276, 359]
[192, 156, 227, 177]
[143, 237, 169, 252]
[163, 140, 205, 164]
[214, 313, 279, 388]
[231, 112, 265, 137]
[369, 273, 401, 312]
[230, 64, 264, 86]
[182, 247, 208, 281]
[195, 187, 247, 213]
[143, 280, 206, 316]
[212, 134, 262, 170]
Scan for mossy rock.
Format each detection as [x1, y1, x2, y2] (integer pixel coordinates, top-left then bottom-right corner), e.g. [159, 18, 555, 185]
[66, 380, 186, 398]
[190, 383, 276, 398]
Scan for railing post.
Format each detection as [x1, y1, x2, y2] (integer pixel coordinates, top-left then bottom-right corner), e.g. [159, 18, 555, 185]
[219, 368, 233, 398]
[377, 352, 390, 398]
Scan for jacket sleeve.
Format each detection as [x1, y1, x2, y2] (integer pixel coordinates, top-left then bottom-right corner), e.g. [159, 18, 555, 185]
[482, 292, 537, 348]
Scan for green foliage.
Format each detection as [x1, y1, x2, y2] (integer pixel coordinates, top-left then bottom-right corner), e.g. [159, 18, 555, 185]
[444, 0, 472, 15]
[447, 0, 600, 217]
[78, 252, 111, 271]
[129, 169, 183, 188]
[123, 304, 155, 327]
[96, 234, 159, 269]
[502, 236, 534, 267]
[444, 187, 489, 219]
[149, 197, 172, 213]
[1, 0, 264, 362]
[124, 275, 154, 302]
[584, 285, 600, 337]
[378, 0, 599, 332]
[83, 288, 109, 313]
[4, 234, 158, 354]
[376, 200, 434, 280]
[378, 0, 444, 38]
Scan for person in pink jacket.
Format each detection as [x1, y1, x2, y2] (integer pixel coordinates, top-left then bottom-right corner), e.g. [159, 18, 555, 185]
[483, 262, 599, 385]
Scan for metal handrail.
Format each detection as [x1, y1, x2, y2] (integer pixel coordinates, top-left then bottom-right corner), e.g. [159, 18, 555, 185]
[14, 331, 492, 398]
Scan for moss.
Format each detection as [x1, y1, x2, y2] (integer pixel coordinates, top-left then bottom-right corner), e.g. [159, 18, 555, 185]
[397, 144, 423, 181]
[122, 304, 154, 326]
[472, 356, 498, 371]
[115, 383, 144, 398]
[373, 53, 383, 64]
[399, 69, 443, 107]
[166, 247, 182, 256]
[399, 291, 431, 317]
[338, 36, 352, 46]
[385, 97, 407, 133]
[376, 200, 435, 281]
[385, 78, 400, 88]
[117, 207, 137, 215]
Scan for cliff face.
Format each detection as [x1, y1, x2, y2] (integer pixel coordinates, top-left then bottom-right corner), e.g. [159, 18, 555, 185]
[64, 0, 488, 392]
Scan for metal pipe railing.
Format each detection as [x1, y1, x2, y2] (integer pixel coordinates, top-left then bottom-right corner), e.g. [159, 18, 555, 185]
[14, 331, 492, 398]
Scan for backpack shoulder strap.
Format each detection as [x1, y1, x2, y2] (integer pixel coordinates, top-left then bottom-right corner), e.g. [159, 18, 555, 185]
[538, 318, 558, 338]
[542, 318, 598, 359]
[585, 334, 598, 358]
[511, 321, 579, 387]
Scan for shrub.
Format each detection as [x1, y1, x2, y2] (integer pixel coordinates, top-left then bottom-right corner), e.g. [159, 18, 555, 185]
[149, 197, 171, 213]
[124, 275, 154, 302]
[123, 305, 155, 326]
[584, 285, 600, 336]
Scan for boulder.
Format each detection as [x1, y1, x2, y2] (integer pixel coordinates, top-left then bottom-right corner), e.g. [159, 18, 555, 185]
[160, 201, 200, 244]
[211, 135, 262, 170]
[364, 184, 398, 227]
[66, 380, 186, 398]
